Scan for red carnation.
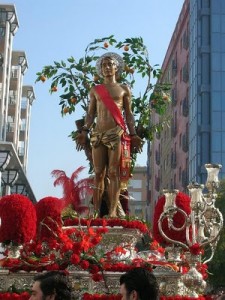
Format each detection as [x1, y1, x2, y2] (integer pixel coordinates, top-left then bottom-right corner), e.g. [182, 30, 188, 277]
[92, 272, 103, 282]
[90, 264, 100, 274]
[0, 194, 36, 244]
[71, 253, 80, 265]
[36, 196, 64, 240]
[80, 260, 90, 270]
[189, 243, 203, 255]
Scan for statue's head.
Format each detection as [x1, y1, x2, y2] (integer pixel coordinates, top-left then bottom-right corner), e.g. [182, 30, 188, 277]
[96, 52, 124, 77]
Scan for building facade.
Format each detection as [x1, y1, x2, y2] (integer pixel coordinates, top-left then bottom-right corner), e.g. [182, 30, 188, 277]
[148, 0, 225, 224]
[0, 4, 36, 201]
[128, 166, 147, 219]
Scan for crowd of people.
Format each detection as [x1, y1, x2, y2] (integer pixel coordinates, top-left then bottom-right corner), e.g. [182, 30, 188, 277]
[29, 268, 159, 300]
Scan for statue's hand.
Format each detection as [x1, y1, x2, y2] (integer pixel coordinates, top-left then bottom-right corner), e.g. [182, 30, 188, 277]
[75, 131, 89, 151]
[130, 135, 144, 153]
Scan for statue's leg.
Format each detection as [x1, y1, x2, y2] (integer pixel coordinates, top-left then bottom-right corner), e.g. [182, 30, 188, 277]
[92, 144, 107, 215]
[108, 143, 122, 218]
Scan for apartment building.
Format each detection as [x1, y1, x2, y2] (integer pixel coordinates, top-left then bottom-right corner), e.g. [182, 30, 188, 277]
[0, 4, 36, 201]
[148, 0, 225, 223]
[128, 166, 147, 220]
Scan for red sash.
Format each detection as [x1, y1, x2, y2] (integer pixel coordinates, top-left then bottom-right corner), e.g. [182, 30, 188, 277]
[94, 84, 131, 188]
[94, 85, 126, 131]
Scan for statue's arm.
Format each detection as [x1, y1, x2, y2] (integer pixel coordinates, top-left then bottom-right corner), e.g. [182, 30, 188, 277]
[84, 88, 97, 130]
[123, 85, 144, 153]
[75, 88, 96, 150]
[123, 85, 136, 135]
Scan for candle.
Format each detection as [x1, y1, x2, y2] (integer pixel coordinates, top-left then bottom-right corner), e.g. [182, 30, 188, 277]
[163, 189, 178, 211]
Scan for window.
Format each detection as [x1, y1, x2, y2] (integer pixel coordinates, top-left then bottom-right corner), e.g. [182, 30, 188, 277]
[129, 179, 142, 189]
[131, 192, 142, 201]
[20, 119, 26, 131]
[9, 90, 17, 104]
[0, 26, 5, 37]
[11, 66, 19, 78]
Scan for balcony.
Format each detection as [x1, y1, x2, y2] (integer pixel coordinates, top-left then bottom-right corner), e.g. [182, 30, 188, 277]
[6, 122, 14, 132]
[9, 97, 16, 105]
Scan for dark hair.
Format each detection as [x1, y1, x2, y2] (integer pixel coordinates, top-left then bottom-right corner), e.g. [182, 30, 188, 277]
[33, 271, 72, 300]
[120, 267, 159, 300]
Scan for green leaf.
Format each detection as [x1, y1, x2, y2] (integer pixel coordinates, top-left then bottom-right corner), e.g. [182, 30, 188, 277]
[68, 57, 75, 63]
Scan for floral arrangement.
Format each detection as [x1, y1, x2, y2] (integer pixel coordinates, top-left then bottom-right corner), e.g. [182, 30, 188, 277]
[1, 218, 154, 275]
[35, 196, 64, 240]
[0, 193, 211, 298]
[0, 194, 36, 245]
[153, 192, 191, 244]
[63, 217, 149, 233]
[0, 292, 30, 300]
[0, 292, 213, 300]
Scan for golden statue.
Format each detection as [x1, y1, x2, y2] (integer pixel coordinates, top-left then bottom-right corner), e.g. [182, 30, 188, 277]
[76, 52, 143, 218]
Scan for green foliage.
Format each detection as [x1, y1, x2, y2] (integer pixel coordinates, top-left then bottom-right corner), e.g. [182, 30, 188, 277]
[208, 179, 225, 288]
[36, 35, 171, 142]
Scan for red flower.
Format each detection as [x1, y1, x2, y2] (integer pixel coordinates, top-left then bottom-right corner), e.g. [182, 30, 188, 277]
[71, 253, 80, 265]
[36, 196, 64, 240]
[90, 264, 100, 274]
[92, 273, 103, 282]
[0, 194, 36, 244]
[80, 260, 90, 270]
[96, 227, 108, 234]
[189, 243, 203, 255]
[63, 218, 148, 233]
[72, 242, 82, 254]
[46, 263, 60, 271]
[91, 235, 102, 245]
[114, 246, 127, 255]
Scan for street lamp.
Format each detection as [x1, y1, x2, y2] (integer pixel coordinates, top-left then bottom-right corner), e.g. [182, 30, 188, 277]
[11, 184, 27, 196]
[0, 150, 11, 170]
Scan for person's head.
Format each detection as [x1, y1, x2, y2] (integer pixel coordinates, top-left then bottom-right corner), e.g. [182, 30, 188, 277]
[120, 267, 159, 300]
[29, 271, 72, 300]
[101, 56, 118, 78]
[96, 52, 124, 78]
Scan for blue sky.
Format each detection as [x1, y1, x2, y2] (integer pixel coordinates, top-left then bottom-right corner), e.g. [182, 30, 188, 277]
[2, 0, 184, 200]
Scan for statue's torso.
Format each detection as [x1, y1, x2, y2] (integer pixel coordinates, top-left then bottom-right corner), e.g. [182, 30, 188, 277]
[95, 84, 125, 132]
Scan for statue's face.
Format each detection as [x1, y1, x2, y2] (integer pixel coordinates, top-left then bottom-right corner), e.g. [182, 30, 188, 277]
[101, 58, 118, 77]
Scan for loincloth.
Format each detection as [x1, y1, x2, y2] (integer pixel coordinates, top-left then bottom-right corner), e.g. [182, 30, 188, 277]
[90, 126, 124, 150]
